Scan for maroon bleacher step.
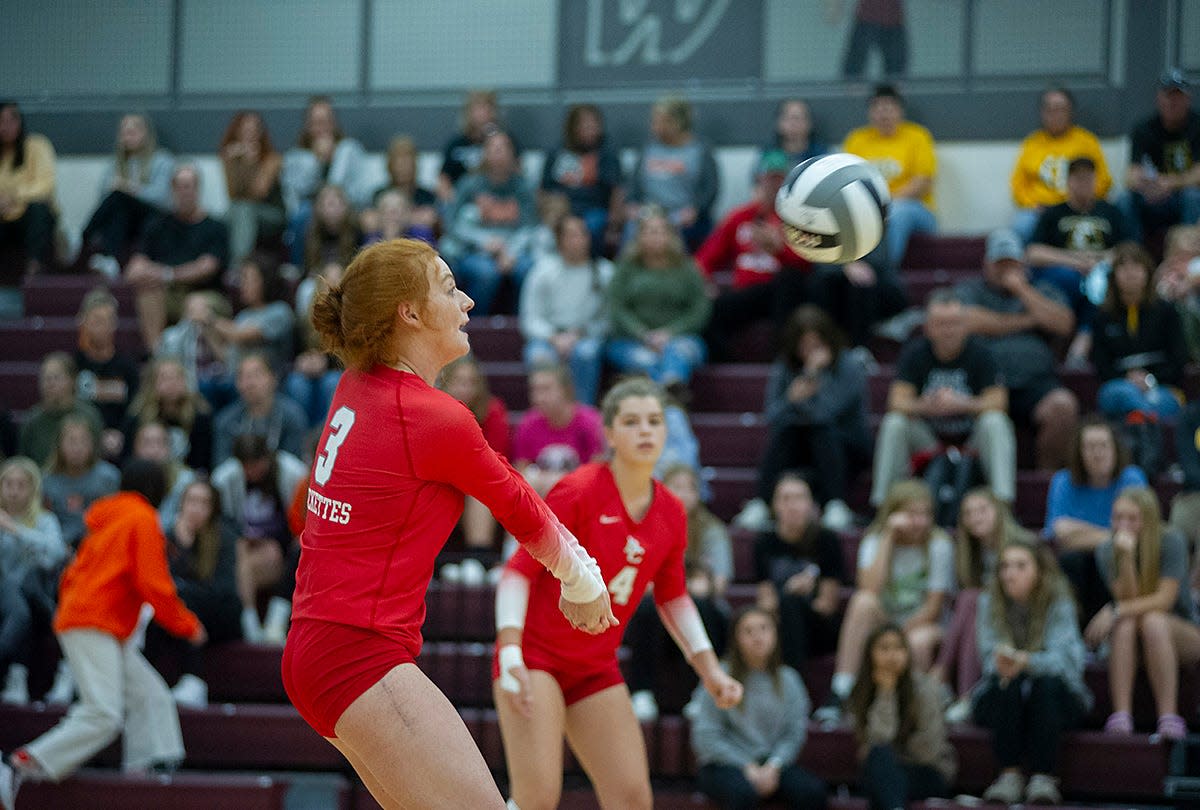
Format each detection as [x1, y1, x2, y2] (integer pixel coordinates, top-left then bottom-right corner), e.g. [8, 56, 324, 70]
[14, 769, 289, 810]
[0, 316, 145, 361]
[903, 234, 987, 271]
[21, 275, 139, 318]
[0, 703, 1173, 802]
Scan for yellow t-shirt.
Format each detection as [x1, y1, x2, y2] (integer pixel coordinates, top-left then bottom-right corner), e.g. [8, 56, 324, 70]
[843, 121, 937, 209]
[1010, 125, 1111, 209]
[0, 133, 57, 220]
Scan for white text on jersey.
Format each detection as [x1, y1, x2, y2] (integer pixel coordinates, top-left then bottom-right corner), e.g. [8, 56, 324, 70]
[307, 488, 353, 525]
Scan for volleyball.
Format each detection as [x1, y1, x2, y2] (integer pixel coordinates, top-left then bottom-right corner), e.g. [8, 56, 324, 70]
[775, 153, 890, 263]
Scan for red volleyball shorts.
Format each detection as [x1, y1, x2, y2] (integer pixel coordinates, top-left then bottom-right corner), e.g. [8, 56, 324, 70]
[491, 644, 624, 706]
[282, 619, 415, 738]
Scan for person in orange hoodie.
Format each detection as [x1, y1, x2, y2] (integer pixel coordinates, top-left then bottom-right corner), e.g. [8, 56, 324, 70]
[0, 459, 206, 809]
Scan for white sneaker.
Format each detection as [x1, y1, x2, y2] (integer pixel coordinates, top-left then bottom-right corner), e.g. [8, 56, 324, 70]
[1, 665, 29, 706]
[982, 771, 1025, 804]
[44, 660, 75, 705]
[732, 498, 772, 532]
[241, 607, 264, 643]
[261, 597, 292, 646]
[1025, 773, 1062, 805]
[944, 696, 973, 725]
[0, 756, 21, 810]
[459, 558, 487, 587]
[630, 690, 659, 722]
[820, 499, 854, 531]
[171, 674, 209, 709]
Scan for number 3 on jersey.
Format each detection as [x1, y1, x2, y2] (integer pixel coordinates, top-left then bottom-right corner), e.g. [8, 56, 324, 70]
[314, 405, 356, 485]
[607, 566, 638, 606]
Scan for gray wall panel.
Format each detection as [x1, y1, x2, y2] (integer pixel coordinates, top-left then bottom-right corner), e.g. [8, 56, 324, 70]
[973, 0, 1107, 77]
[179, 0, 361, 93]
[0, 1, 171, 97]
[371, 0, 557, 90]
[1182, 0, 1200, 69]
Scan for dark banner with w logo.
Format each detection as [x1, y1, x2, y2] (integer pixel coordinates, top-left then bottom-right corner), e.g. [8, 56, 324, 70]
[558, 0, 762, 87]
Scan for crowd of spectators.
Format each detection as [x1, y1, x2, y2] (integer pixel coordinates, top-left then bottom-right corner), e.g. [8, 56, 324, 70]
[0, 68, 1198, 809]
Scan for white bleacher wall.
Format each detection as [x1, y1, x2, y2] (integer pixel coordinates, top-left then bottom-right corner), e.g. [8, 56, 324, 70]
[53, 138, 1131, 258]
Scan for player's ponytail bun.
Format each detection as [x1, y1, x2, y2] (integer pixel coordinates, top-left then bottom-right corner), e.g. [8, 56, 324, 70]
[311, 238, 438, 371]
[310, 282, 346, 355]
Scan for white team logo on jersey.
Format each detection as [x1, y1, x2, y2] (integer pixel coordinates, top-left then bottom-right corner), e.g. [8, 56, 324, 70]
[623, 535, 645, 564]
[599, 514, 622, 524]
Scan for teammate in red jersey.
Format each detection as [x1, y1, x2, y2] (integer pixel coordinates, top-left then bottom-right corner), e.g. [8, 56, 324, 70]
[493, 377, 744, 809]
[280, 238, 615, 810]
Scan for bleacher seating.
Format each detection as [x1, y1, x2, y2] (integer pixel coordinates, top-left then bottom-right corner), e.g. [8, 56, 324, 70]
[12, 770, 292, 810]
[0, 699, 1175, 805]
[1, 233, 1191, 809]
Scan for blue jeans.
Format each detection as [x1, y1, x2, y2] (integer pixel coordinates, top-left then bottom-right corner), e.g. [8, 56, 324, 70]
[697, 762, 827, 810]
[861, 744, 948, 810]
[1117, 187, 1200, 243]
[885, 197, 937, 270]
[524, 336, 604, 405]
[1031, 264, 1094, 330]
[285, 201, 313, 268]
[1011, 207, 1042, 244]
[0, 288, 23, 320]
[285, 369, 343, 427]
[579, 207, 609, 257]
[1098, 378, 1182, 421]
[454, 251, 533, 316]
[605, 335, 707, 386]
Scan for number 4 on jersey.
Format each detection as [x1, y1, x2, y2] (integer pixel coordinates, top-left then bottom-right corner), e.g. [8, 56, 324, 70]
[314, 405, 356, 485]
[607, 566, 638, 606]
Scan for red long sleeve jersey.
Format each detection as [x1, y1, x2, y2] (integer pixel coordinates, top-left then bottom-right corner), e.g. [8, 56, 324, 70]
[292, 365, 564, 657]
[508, 463, 689, 668]
[694, 201, 811, 289]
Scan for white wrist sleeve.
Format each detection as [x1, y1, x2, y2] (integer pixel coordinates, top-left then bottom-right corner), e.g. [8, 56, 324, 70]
[554, 520, 606, 604]
[519, 511, 606, 605]
[498, 644, 524, 694]
[495, 569, 531, 632]
[657, 594, 713, 660]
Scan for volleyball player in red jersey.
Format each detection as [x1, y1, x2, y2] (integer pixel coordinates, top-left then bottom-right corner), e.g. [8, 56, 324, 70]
[281, 238, 615, 810]
[493, 377, 744, 809]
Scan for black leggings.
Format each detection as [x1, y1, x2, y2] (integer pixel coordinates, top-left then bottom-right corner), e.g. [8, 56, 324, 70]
[776, 593, 841, 672]
[83, 190, 158, 260]
[1059, 549, 1113, 623]
[756, 422, 872, 506]
[0, 201, 56, 264]
[704, 270, 811, 362]
[972, 674, 1083, 774]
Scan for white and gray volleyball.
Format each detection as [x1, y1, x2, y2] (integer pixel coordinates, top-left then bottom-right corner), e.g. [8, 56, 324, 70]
[775, 153, 890, 263]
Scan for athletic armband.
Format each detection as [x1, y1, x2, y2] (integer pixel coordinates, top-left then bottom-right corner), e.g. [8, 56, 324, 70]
[495, 569, 531, 631]
[497, 644, 524, 694]
[657, 594, 714, 660]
